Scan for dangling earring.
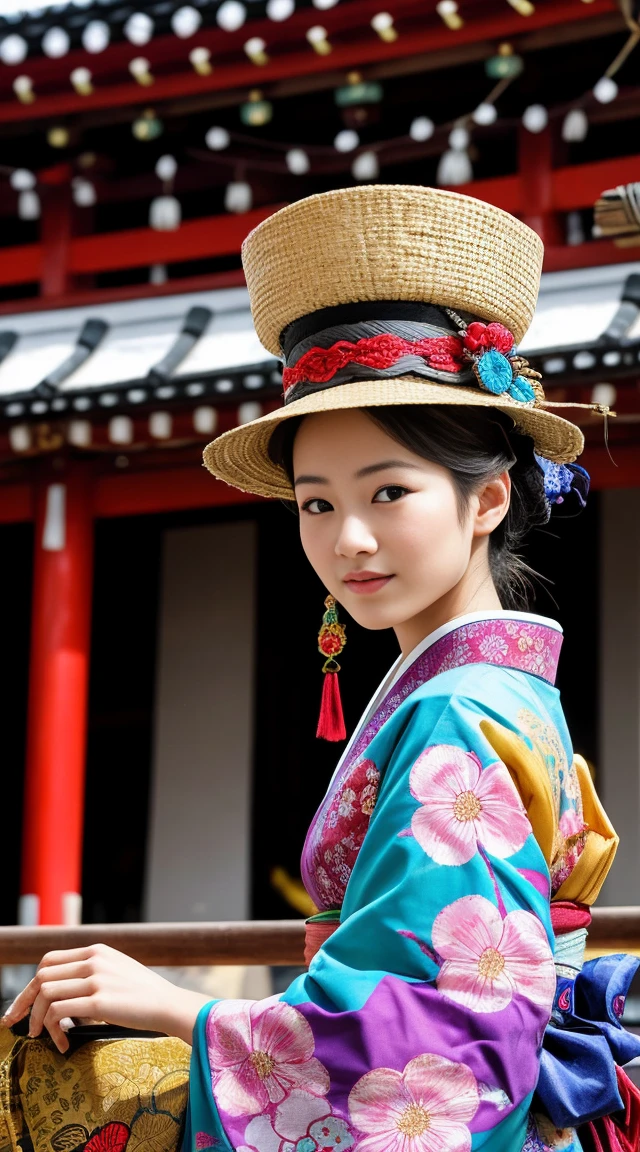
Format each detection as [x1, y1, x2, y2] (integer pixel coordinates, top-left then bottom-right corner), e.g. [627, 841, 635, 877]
[316, 595, 347, 741]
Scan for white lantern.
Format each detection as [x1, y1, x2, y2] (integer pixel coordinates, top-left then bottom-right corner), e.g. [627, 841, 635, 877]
[68, 421, 92, 448]
[473, 102, 497, 126]
[155, 154, 178, 181]
[266, 0, 295, 19]
[593, 77, 618, 104]
[409, 116, 434, 142]
[124, 12, 154, 45]
[244, 37, 268, 64]
[286, 148, 310, 174]
[371, 12, 397, 41]
[562, 108, 588, 142]
[205, 126, 230, 150]
[149, 195, 182, 231]
[334, 128, 359, 152]
[82, 20, 110, 53]
[225, 181, 253, 213]
[352, 151, 379, 180]
[149, 411, 173, 439]
[193, 406, 218, 434]
[13, 75, 35, 103]
[10, 168, 36, 191]
[0, 35, 28, 65]
[437, 149, 472, 186]
[71, 67, 93, 95]
[522, 104, 548, 133]
[129, 57, 154, 85]
[18, 190, 40, 220]
[306, 24, 331, 52]
[449, 125, 470, 151]
[190, 46, 212, 74]
[217, 1, 247, 31]
[172, 6, 202, 38]
[42, 27, 70, 59]
[72, 178, 97, 207]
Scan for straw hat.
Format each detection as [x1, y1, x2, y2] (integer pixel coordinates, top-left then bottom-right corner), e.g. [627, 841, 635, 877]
[204, 185, 585, 499]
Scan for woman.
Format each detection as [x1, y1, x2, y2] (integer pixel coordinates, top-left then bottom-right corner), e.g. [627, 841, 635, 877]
[3, 186, 639, 1152]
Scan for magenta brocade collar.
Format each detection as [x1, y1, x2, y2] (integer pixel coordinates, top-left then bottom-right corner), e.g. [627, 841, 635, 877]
[342, 616, 562, 773]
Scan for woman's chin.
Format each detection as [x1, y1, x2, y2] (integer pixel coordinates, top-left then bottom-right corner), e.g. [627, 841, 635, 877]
[341, 598, 409, 633]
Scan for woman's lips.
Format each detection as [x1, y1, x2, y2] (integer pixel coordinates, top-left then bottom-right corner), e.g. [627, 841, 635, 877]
[343, 573, 394, 595]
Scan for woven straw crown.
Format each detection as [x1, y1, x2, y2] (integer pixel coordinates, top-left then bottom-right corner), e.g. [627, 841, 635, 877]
[244, 184, 542, 353]
[203, 185, 585, 498]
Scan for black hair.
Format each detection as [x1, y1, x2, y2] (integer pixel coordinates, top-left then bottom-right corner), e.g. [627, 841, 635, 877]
[268, 405, 549, 612]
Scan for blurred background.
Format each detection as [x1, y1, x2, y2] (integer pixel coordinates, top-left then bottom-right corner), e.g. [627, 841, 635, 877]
[0, 0, 640, 977]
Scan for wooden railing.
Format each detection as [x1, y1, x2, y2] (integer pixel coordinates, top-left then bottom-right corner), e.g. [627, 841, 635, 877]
[0, 907, 639, 967]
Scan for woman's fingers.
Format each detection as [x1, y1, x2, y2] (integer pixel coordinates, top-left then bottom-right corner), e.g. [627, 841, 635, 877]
[42, 998, 98, 1054]
[28, 979, 97, 1038]
[1, 956, 97, 1027]
[38, 947, 98, 969]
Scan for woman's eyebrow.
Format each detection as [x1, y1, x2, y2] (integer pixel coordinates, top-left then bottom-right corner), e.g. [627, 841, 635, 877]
[355, 459, 422, 478]
[294, 473, 328, 487]
[294, 459, 421, 486]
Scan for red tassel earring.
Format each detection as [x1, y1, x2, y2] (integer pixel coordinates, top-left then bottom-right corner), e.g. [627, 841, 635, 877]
[316, 595, 347, 742]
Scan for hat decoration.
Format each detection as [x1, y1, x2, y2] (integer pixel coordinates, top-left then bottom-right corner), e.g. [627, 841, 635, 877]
[535, 455, 590, 513]
[445, 311, 543, 405]
[281, 317, 542, 406]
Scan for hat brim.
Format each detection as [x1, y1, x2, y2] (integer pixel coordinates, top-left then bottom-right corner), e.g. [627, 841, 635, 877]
[203, 378, 585, 500]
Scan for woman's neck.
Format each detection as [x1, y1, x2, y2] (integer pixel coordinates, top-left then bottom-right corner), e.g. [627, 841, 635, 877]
[393, 549, 502, 659]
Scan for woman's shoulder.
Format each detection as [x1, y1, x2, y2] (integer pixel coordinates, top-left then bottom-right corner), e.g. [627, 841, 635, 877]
[407, 660, 561, 724]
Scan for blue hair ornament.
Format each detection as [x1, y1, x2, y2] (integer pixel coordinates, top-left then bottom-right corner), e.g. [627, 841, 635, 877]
[535, 454, 590, 512]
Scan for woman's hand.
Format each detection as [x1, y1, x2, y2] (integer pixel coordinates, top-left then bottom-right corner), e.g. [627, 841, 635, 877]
[0, 944, 211, 1052]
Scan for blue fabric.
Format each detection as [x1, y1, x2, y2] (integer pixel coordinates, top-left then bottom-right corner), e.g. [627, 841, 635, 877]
[536, 954, 640, 1127]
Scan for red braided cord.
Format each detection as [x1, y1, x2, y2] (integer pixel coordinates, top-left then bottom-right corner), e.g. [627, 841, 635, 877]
[282, 332, 466, 393]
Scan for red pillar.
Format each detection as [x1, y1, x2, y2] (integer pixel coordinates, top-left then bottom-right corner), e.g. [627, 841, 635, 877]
[39, 164, 74, 300]
[518, 123, 564, 247]
[20, 468, 94, 926]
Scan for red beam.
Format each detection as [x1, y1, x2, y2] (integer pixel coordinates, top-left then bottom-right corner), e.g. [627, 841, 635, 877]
[552, 156, 640, 211]
[0, 0, 617, 125]
[543, 239, 640, 271]
[69, 205, 284, 275]
[0, 268, 246, 318]
[93, 467, 262, 518]
[0, 244, 41, 287]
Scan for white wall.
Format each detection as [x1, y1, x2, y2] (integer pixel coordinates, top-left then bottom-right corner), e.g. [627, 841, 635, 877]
[599, 488, 640, 906]
[144, 521, 256, 921]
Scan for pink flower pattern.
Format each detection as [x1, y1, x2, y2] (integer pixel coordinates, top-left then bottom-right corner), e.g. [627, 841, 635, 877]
[409, 744, 532, 866]
[432, 894, 556, 1013]
[206, 999, 330, 1118]
[348, 1053, 478, 1152]
[239, 1090, 354, 1152]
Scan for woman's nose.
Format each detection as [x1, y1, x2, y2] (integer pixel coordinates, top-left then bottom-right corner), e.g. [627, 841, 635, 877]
[334, 515, 377, 557]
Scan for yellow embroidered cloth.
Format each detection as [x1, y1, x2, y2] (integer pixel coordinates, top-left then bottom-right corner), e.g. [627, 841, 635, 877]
[0, 1028, 190, 1152]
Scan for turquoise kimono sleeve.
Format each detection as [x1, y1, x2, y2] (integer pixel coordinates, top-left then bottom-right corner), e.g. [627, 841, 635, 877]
[186, 671, 558, 1152]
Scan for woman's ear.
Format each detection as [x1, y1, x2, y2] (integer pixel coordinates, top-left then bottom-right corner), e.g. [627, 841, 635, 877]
[473, 470, 511, 539]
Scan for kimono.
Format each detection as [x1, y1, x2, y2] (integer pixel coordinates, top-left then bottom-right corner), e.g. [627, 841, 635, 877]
[184, 611, 639, 1152]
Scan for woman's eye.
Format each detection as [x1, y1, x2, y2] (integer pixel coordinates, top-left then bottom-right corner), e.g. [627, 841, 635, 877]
[301, 497, 334, 514]
[373, 485, 410, 503]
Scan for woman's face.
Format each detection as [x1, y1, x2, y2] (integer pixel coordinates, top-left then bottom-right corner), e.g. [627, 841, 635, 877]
[292, 409, 507, 651]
